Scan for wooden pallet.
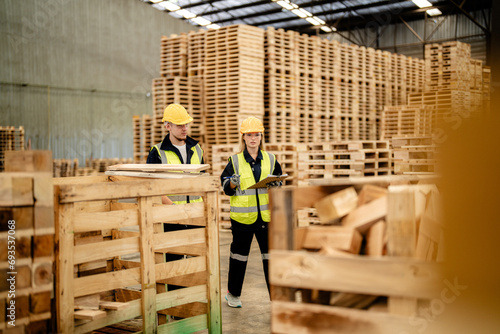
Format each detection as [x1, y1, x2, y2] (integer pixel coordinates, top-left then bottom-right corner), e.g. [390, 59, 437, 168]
[1, 151, 54, 333]
[160, 33, 187, 78]
[382, 105, 434, 139]
[53, 174, 221, 333]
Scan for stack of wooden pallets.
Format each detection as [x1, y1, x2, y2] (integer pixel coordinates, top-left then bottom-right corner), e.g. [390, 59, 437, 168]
[381, 105, 434, 140]
[204, 25, 265, 145]
[53, 158, 79, 177]
[187, 30, 205, 78]
[0, 126, 25, 171]
[1, 151, 54, 333]
[392, 136, 437, 175]
[269, 177, 443, 333]
[160, 33, 187, 78]
[297, 141, 391, 186]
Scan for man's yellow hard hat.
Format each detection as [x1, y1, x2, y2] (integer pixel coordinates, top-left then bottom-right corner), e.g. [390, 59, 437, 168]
[240, 116, 265, 134]
[162, 104, 193, 125]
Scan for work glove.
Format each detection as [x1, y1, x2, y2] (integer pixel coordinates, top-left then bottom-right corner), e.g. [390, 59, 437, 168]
[267, 180, 282, 189]
[230, 174, 241, 188]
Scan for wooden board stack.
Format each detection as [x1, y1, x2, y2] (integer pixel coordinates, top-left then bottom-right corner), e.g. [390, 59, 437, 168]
[0, 126, 25, 172]
[297, 141, 391, 186]
[269, 177, 443, 333]
[53, 158, 79, 177]
[392, 136, 437, 175]
[53, 174, 221, 333]
[204, 25, 265, 145]
[1, 151, 54, 333]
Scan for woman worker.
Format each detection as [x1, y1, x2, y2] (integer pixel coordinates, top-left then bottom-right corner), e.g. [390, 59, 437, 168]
[220, 116, 283, 308]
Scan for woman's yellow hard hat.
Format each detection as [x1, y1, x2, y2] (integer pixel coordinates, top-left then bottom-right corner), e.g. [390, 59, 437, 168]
[240, 116, 264, 134]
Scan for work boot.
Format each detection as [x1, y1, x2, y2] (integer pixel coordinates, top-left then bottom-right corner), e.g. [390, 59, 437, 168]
[225, 291, 242, 308]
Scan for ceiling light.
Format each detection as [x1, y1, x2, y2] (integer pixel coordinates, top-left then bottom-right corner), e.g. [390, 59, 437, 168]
[276, 1, 295, 10]
[412, 0, 433, 8]
[206, 23, 220, 30]
[176, 9, 196, 19]
[158, 1, 180, 11]
[306, 17, 321, 25]
[150, 0, 163, 3]
[426, 8, 442, 16]
[299, 8, 312, 17]
[314, 16, 325, 25]
[191, 16, 211, 26]
[151, 4, 166, 10]
[291, 8, 308, 18]
[320, 26, 333, 33]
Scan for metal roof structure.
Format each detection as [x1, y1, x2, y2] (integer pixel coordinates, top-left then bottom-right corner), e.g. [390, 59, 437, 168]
[143, 0, 492, 36]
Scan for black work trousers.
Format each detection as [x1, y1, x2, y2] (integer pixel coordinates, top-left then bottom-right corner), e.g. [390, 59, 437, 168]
[227, 223, 270, 297]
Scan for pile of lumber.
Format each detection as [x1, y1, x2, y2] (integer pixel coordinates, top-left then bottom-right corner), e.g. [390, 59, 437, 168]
[1, 151, 54, 333]
[0, 126, 25, 171]
[269, 178, 443, 333]
[53, 158, 79, 177]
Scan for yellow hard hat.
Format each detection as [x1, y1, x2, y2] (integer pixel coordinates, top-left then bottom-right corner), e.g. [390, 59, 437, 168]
[240, 116, 264, 134]
[162, 104, 193, 125]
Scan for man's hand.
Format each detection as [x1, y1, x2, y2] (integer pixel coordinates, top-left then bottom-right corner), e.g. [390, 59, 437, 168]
[230, 174, 241, 188]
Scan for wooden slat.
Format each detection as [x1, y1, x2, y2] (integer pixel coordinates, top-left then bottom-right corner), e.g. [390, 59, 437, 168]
[157, 314, 208, 333]
[73, 209, 138, 232]
[73, 237, 140, 264]
[152, 202, 205, 225]
[269, 250, 440, 299]
[74, 268, 141, 297]
[271, 300, 425, 334]
[58, 176, 219, 203]
[106, 163, 210, 172]
[138, 196, 156, 334]
[153, 228, 206, 250]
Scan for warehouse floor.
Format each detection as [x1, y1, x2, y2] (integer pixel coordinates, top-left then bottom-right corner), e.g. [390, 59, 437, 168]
[219, 229, 271, 334]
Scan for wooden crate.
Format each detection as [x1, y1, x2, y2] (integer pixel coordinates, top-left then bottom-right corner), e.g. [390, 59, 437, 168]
[1, 151, 54, 333]
[269, 176, 443, 333]
[53, 175, 221, 333]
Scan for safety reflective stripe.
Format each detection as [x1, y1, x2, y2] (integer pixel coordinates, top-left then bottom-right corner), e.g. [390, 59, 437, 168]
[230, 252, 248, 262]
[262, 253, 269, 260]
[194, 145, 202, 163]
[155, 144, 168, 164]
[230, 204, 269, 213]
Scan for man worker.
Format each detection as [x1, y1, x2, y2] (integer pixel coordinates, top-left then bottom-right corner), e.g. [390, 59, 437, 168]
[146, 103, 204, 302]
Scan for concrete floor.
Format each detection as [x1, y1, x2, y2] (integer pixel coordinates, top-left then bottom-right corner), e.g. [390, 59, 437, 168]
[218, 229, 271, 334]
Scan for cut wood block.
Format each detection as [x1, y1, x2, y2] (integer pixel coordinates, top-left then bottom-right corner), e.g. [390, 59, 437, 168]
[365, 220, 386, 256]
[74, 294, 100, 310]
[5, 151, 53, 172]
[415, 212, 443, 261]
[302, 226, 362, 254]
[342, 196, 387, 234]
[314, 187, 358, 224]
[30, 291, 51, 314]
[33, 234, 54, 258]
[357, 184, 388, 206]
[386, 186, 416, 257]
[0, 175, 33, 206]
[0, 207, 33, 231]
[74, 309, 107, 320]
[99, 301, 130, 310]
[33, 262, 53, 287]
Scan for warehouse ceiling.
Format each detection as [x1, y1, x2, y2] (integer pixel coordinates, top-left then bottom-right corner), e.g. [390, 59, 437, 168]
[144, 0, 492, 35]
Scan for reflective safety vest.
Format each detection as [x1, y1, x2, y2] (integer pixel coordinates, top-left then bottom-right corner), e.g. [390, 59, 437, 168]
[229, 151, 276, 224]
[153, 142, 203, 204]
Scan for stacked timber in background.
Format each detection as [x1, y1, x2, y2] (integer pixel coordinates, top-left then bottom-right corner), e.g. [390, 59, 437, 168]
[1, 151, 54, 333]
[52, 158, 132, 177]
[392, 136, 437, 175]
[133, 24, 428, 166]
[269, 178, 443, 333]
[0, 126, 25, 171]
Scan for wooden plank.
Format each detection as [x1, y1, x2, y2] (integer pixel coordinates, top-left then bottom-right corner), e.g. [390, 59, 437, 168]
[314, 187, 358, 224]
[99, 301, 130, 310]
[55, 199, 75, 333]
[74, 294, 100, 310]
[157, 314, 207, 333]
[271, 300, 425, 334]
[74, 309, 107, 320]
[105, 170, 206, 179]
[205, 191, 222, 333]
[342, 196, 387, 234]
[155, 285, 207, 310]
[269, 250, 440, 299]
[58, 176, 219, 203]
[106, 163, 210, 172]
[153, 228, 206, 251]
[74, 268, 141, 298]
[73, 237, 140, 264]
[73, 209, 138, 233]
[302, 226, 362, 254]
[357, 184, 388, 206]
[137, 196, 156, 334]
[155, 256, 206, 280]
[158, 302, 207, 318]
[152, 202, 205, 225]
